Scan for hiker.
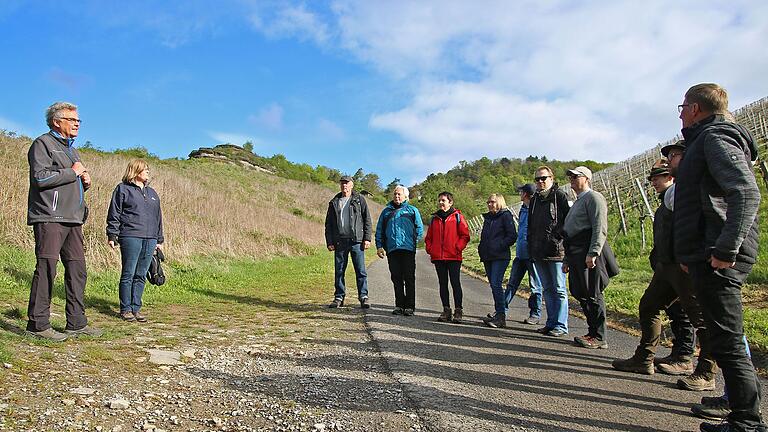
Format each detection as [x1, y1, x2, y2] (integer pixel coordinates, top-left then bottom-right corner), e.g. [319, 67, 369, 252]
[375, 185, 424, 316]
[26, 101, 102, 341]
[324, 175, 373, 309]
[612, 156, 699, 372]
[528, 166, 570, 337]
[503, 183, 543, 325]
[106, 159, 165, 323]
[424, 191, 470, 323]
[478, 193, 516, 328]
[674, 83, 764, 432]
[562, 166, 615, 349]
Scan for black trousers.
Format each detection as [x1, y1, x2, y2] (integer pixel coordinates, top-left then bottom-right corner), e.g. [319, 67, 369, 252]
[635, 262, 696, 360]
[567, 259, 607, 341]
[387, 250, 416, 309]
[689, 263, 765, 430]
[27, 223, 88, 332]
[434, 260, 462, 309]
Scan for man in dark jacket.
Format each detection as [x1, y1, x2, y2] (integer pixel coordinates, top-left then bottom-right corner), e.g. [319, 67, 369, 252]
[674, 83, 765, 432]
[325, 176, 372, 309]
[26, 102, 102, 341]
[528, 166, 570, 337]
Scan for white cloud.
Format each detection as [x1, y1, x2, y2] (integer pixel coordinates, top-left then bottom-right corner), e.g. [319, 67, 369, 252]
[207, 131, 258, 146]
[248, 103, 284, 130]
[317, 118, 346, 140]
[328, 1, 768, 180]
[249, 4, 330, 45]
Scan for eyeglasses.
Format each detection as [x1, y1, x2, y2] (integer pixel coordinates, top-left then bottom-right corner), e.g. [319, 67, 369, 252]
[677, 104, 690, 113]
[486, 200, 496, 204]
[57, 117, 82, 124]
[534, 176, 550, 182]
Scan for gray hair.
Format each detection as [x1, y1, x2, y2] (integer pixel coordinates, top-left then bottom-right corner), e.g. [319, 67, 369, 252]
[394, 185, 409, 199]
[45, 102, 78, 129]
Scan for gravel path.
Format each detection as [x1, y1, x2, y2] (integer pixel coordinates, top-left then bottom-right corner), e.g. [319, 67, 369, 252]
[364, 250, 768, 432]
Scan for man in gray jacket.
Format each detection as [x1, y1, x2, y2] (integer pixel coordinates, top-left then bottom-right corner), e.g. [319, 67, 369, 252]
[26, 102, 102, 341]
[324, 176, 372, 309]
[674, 83, 765, 432]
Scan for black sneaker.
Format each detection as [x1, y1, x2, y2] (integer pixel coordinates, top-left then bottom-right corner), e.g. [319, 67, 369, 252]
[699, 422, 738, 432]
[691, 396, 729, 421]
[482, 313, 496, 324]
[486, 315, 506, 328]
[360, 297, 370, 309]
[328, 298, 344, 308]
[392, 307, 404, 315]
[403, 308, 415, 316]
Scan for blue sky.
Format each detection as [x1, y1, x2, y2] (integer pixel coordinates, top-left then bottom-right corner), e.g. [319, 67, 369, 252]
[1, 1, 767, 185]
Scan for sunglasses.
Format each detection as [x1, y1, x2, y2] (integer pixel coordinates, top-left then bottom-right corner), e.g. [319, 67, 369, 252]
[534, 176, 550, 182]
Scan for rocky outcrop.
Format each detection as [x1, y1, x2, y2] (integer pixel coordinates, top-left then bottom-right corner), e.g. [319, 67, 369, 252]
[188, 145, 275, 174]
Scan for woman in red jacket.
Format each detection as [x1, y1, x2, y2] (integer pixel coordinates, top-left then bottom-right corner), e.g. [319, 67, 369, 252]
[425, 191, 471, 323]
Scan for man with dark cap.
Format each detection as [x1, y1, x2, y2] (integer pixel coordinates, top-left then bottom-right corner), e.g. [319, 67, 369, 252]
[612, 156, 697, 374]
[675, 83, 764, 432]
[501, 184, 542, 324]
[325, 175, 372, 309]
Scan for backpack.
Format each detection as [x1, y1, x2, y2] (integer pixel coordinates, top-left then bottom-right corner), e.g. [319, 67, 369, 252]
[146, 248, 166, 286]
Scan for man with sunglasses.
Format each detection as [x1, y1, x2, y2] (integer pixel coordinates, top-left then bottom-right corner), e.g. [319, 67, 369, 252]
[674, 84, 764, 432]
[26, 102, 102, 341]
[527, 166, 570, 337]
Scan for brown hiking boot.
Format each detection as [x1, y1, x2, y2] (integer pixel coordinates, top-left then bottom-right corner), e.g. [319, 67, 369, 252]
[437, 307, 452, 322]
[452, 308, 463, 324]
[657, 359, 694, 375]
[612, 356, 654, 375]
[677, 372, 716, 391]
[26, 327, 68, 342]
[653, 353, 676, 366]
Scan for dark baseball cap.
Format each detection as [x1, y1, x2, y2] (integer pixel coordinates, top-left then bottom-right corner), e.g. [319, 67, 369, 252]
[517, 183, 535, 195]
[660, 139, 686, 157]
[339, 175, 353, 183]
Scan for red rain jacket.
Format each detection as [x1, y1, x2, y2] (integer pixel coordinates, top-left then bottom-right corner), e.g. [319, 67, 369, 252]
[425, 209, 470, 261]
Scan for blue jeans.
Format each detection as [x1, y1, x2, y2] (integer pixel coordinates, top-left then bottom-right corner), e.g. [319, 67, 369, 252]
[483, 259, 510, 315]
[534, 260, 569, 332]
[119, 237, 157, 313]
[504, 257, 542, 318]
[333, 239, 368, 300]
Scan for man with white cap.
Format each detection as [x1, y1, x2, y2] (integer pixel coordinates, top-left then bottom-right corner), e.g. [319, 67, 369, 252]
[562, 166, 613, 349]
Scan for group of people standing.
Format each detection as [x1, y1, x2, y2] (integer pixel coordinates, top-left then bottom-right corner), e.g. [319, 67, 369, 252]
[25, 102, 165, 343]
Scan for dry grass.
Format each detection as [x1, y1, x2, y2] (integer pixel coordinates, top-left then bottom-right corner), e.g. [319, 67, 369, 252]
[0, 132, 383, 270]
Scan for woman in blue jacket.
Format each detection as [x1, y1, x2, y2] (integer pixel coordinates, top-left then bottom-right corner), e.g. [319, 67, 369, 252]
[375, 185, 424, 316]
[478, 193, 516, 329]
[106, 159, 164, 323]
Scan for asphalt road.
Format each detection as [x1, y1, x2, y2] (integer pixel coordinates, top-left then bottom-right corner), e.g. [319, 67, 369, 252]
[362, 250, 768, 432]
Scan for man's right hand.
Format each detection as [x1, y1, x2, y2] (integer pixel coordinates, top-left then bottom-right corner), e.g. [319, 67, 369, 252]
[108, 240, 116, 249]
[72, 161, 87, 176]
[327, 245, 335, 251]
[376, 248, 386, 258]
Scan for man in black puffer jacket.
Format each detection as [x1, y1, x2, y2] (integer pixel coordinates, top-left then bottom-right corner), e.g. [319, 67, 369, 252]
[674, 83, 764, 432]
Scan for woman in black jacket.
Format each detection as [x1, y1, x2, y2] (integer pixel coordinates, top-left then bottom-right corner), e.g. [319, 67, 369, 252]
[478, 193, 516, 328]
[106, 159, 164, 323]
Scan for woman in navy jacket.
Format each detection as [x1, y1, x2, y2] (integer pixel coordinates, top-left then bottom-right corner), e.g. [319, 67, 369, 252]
[478, 193, 516, 329]
[106, 159, 164, 322]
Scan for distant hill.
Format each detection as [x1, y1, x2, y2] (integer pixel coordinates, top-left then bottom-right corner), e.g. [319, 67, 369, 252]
[408, 156, 613, 219]
[0, 131, 383, 270]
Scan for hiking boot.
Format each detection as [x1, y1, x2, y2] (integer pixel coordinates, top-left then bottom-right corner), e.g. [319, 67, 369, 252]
[482, 313, 496, 324]
[437, 307, 452, 322]
[360, 297, 370, 309]
[64, 326, 104, 338]
[26, 327, 68, 342]
[522, 316, 540, 325]
[535, 326, 551, 334]
[133, 311, 148, 323]
[653, 353, 676, 366]
[486, 314, 506, 328]
[574, 335, 608, 349]
[452, 308, 463, 324]
[657, 359, 694, 376]
[328, 298, 344, 308]
[403, 308, 415, 316]
[612, 356, 654, 375]
[678, 372, 716, 391]
[691, 396, 730, 421]
[392, 307, 404, 315]
[545, 328, 567, 337]
[121, 311, 136, 322]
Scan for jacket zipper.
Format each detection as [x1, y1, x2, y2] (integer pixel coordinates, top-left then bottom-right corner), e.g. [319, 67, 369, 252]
[52, 191, 59, 212]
